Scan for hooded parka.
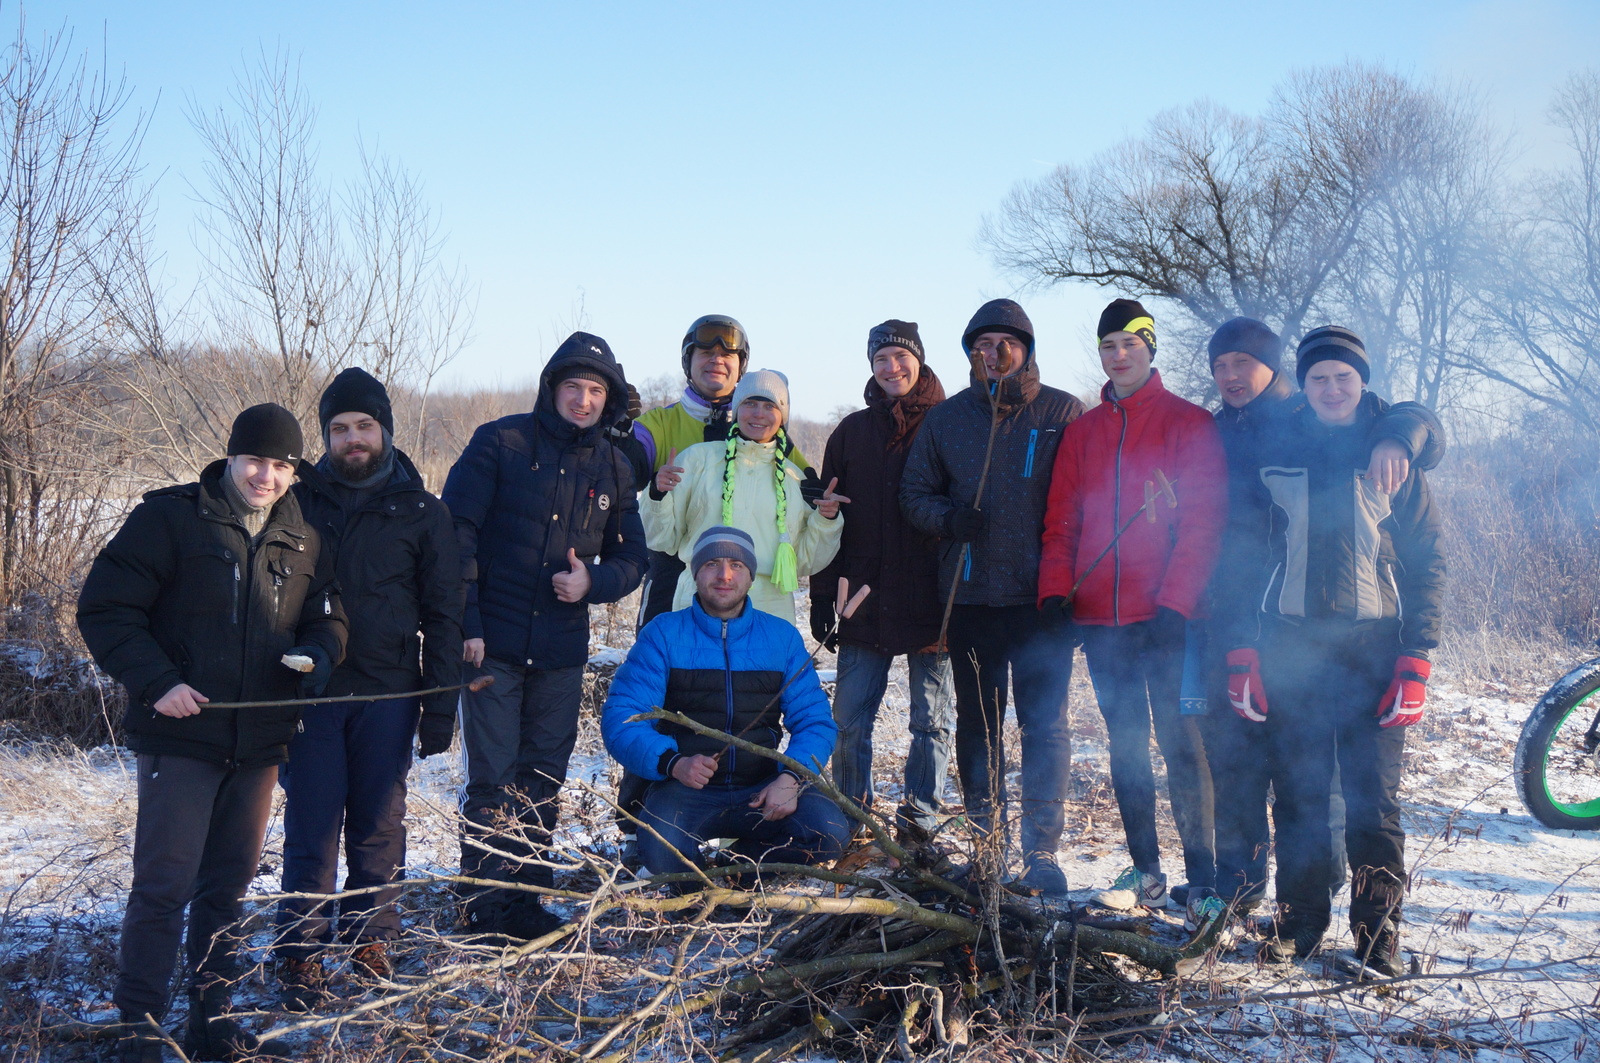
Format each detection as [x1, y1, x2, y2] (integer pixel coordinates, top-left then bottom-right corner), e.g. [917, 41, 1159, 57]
[441, 333, 648, 668]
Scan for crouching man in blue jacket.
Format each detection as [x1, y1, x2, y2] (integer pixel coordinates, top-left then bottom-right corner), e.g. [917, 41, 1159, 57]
[602, 526, 852, 877]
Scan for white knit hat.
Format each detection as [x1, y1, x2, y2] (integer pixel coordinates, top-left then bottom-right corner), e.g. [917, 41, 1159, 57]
[731, 368, 790, 426]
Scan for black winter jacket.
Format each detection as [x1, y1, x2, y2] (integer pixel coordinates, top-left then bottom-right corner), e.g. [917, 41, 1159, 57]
[812, 367, 947, 654]
[294, 448, 464, 723]
[900, 357, 1085, 607]
[76, 462, 348, 768]
[441, 336, 648, 669]
[1222, 393, 1445, 656]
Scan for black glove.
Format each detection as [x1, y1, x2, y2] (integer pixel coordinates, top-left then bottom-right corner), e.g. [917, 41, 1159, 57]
[1039, 596, 1072, 621]
[417, 712, 455, 757]
[947, 506, 984, 543]
[286, 645, 333, 698]
[623, 382, 642, 422]
[800, 469, 826, 509]
[809, 601, 840, 652]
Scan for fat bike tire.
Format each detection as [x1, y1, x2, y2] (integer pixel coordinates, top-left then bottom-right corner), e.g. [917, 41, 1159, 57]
[1515, 656, 1600, 831]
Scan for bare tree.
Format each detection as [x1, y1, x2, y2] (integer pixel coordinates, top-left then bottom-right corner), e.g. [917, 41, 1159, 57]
[1462, 72, 1600, 433]
[0, 15, 148, 606]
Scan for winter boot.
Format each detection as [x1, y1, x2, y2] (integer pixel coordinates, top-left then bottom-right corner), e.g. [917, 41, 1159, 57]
[1260, 913, 1327, 964]
[1009, 852, 1070, 898]
[183, 985, 275, 1062]
[350, 941, 392, 980]
[502, 896, 564, 943]
[1349, 917, 1406, 979]
[277, 956, 328, 1012]
[116, 1010, 166, 1063]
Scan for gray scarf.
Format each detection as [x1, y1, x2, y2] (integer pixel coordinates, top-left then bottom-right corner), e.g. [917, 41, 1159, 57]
[220, 469, 271, 541]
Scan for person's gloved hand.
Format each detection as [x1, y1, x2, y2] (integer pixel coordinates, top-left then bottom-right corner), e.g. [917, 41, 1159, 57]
[1225, 648, 1268, 722]
[809, 601, 839, 651]
[947, 506, 985, 543]
[417, 713, 455, 757]
[622, 382, 642, 422]
[799, 469, 827, 509]
[1376, 655, 1431, 727]
[1039, 596, 1072, 621]
[284, 645, 334, 698]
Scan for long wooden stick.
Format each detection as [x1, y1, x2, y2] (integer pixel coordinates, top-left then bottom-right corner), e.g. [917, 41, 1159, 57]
[202, 673, 494, 710]
[936, 359, 1002, 652]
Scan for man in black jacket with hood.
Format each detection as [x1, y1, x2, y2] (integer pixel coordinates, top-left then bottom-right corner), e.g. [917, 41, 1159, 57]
[900, 299, 1085, 895]
[274, 368, 464, 1006]
[78, 404, 347, 1062]
[441, 332, 648, 940]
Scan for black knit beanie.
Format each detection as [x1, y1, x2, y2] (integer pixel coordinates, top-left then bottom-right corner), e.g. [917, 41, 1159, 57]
[1097, 298, 1158, 357]
[551, 365, 612, 391]
[1208, 317, 1283, 373]
[1295, 325, 1370, 386]
[961, 299, 1034, 354]
[867, 319, 924, 364]
[319, 367, 394, 435]
[227, 403, 304, 462]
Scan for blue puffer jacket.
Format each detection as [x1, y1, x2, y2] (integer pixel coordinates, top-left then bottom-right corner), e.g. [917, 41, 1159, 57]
[441, 333, 648, 669]
[602, 597, 836, 786]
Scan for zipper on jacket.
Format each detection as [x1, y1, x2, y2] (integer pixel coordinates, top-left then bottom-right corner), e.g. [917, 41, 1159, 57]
[1113, 404, 1127, 626]
[962, 549, 972, 583]
[721, 619, 735, 784]
[1023, 429, 1038, 478]
[231, 563, 241, 625]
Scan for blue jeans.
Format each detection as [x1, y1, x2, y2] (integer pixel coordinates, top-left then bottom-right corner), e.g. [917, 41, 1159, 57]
[831, 643, 953, 833]
[638, 778, 855, 876]
[277, 696, 420, 957]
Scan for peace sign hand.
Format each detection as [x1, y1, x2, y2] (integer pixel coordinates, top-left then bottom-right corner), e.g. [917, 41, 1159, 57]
[817, 476, 851, 520]
[654, 449, 684, 495]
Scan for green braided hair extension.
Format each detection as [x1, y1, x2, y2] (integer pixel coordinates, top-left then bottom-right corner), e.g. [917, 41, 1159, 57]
[770, 426, 799, 592]
[720, 433, 738, 526]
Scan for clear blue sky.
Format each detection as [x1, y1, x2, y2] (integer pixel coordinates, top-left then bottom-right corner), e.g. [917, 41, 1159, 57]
[22, 0, 1600, 412]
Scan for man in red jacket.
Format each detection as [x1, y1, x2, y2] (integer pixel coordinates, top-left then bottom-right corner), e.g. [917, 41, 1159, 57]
[1038, 299, 1227, 922]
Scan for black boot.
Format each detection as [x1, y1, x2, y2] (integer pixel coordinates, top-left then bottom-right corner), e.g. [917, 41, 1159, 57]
[116, 1010, 166, 1063]
[1351, 916, 1406, 979]
[183, 985, 270, 1061]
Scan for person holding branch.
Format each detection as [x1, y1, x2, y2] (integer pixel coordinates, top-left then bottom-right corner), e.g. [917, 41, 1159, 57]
[643, 369, 844, 623]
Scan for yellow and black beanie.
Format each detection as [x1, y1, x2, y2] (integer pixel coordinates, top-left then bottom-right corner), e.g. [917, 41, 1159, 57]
[1097, 298, 1158, 358]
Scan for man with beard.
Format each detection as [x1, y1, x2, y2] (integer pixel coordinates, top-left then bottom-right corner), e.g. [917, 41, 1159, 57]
[900, 299, 1084, 895]
[811, 320, 953, 846]
[274, 368, 464, 1009]
[443, 332, 647, 940]
[77, 404, 346, 1062]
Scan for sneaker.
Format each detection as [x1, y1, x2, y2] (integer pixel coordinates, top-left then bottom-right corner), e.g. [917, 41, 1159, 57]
[277, 957, 327, 1012]
[1009, 853, 1070, 898]
[619, 834, 642, 872]
[350, 941, 391, 980]
[1094, 867, 1168, 910]
[1183, 887, 1224, 932]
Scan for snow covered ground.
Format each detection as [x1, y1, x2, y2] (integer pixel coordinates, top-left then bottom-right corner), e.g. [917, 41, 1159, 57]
[0, 628, 1596, 1060]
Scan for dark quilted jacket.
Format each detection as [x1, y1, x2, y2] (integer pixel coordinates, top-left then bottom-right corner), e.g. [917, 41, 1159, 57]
[440, 336, 648, 669]
[900, 357, 1085, 607]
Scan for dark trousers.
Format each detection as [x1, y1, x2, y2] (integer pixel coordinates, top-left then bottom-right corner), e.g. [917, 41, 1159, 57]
[276, 696, 420, 959]
[615, 549, 689, 830]
[637, 778, 854, 876]
[1260, 619, 1407, 937]
[946, 604, 1074, 858]
[1080, 617, 1215, 887]
[1206, 689, 1347, 904]
[114, 754, 277, 1017]
[459, 658, 583, 906]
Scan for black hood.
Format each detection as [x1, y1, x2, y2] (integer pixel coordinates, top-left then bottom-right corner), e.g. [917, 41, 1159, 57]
[536, 331, 630, 437]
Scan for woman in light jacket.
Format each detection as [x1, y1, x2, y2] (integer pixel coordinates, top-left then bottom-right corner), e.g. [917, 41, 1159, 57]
[644, 369, 844, 623]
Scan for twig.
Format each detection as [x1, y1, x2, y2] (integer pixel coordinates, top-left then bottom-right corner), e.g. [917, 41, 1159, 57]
[203, 673, 493, 710]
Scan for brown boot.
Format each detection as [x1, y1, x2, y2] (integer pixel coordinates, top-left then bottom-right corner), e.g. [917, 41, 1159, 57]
[350, 941, 392, 980]
[277, 957, 328, 1012]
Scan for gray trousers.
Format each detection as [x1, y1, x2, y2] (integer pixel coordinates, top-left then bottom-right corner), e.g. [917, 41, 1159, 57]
[459, 657, 583, 893]
[114, 754, 277, 1017]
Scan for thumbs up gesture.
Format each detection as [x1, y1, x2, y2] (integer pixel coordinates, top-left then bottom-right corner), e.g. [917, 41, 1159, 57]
[552, 547, 593, 603]
[654, 449, 685, 495]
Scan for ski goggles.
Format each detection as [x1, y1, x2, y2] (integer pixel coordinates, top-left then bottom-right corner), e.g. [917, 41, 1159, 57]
[686, 320, 748, 354]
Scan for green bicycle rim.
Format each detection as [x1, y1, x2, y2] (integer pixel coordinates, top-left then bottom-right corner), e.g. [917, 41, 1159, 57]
[1540, 693, 1600, 819]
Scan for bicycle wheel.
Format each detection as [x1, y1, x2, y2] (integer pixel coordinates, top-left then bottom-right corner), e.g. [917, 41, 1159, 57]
[1515, 657, 1600, 831]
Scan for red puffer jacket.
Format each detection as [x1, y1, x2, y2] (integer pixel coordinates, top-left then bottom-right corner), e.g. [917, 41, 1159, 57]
[1038, 370, 1227, 626]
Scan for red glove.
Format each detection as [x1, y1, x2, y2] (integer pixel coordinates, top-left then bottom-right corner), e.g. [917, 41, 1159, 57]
[1226, 649, 1269, 723]
[1377, 656, 1431, 728]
